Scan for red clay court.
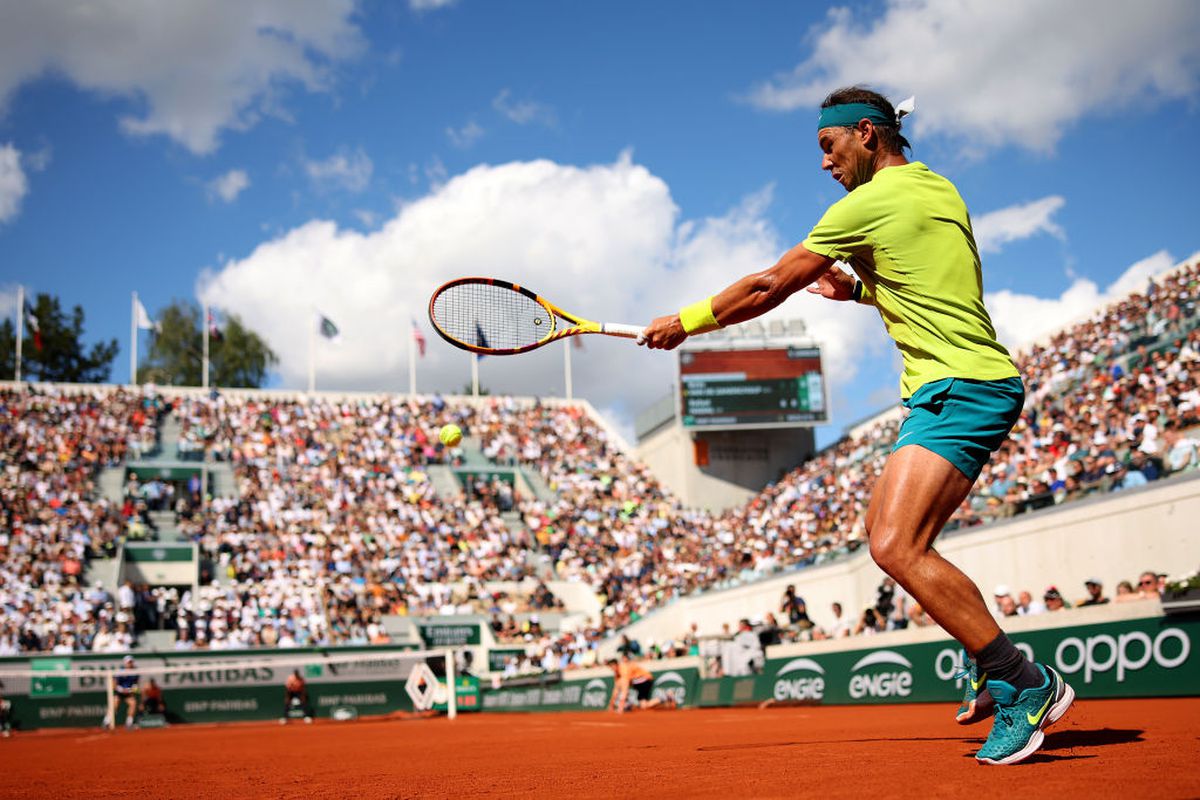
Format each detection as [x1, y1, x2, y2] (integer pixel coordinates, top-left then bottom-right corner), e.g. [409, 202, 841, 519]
[3, 699, 1198, 799]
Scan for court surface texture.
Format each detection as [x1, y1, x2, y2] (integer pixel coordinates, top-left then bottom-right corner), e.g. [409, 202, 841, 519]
[2, 699, 1196, 799]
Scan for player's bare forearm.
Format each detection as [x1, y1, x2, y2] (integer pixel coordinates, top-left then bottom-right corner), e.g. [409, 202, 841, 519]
[640, 244, 833, 349]
[712, 244, 833, 325]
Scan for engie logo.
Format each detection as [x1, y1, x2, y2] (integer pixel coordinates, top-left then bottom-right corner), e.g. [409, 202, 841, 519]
[1055, 627, 1191, 684]
[848, 651, 913, 699]
[581, 678, 610, 708]
[772, 658, 825, 702]
[652, 671, 688, 705]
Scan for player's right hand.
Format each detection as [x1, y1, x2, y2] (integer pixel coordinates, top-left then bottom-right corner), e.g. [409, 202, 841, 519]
[638, 314, 688, 350]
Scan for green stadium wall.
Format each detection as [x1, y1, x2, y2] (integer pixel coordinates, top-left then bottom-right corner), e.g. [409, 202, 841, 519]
[0, 645, 422, 730]
[478, 612, 1198, 712]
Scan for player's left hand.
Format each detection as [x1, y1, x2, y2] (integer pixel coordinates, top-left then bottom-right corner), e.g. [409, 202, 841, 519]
[805, 263, 855, 301]
[638, 314, 688, 350]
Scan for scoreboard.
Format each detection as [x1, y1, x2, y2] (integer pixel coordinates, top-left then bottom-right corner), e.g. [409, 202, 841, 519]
[678, 345, 827, 430]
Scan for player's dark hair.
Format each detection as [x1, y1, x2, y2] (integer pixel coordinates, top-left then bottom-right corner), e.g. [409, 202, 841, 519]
[821, 86, 911, 154]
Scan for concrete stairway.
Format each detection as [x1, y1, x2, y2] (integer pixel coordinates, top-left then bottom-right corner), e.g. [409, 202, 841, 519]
[519, 468, 557, 505]
[204, 462, 236, 499]
[82, 544, 124, 594]
[149, 509, 187, 543]
[97, 465, 126, 503]
[425, 465, 462, 499]
[157, 413, 184, 459]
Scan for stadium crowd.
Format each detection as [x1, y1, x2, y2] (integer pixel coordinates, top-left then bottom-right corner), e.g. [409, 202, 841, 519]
[0, 387, 162, 654]
[1, 261, 1197, 658]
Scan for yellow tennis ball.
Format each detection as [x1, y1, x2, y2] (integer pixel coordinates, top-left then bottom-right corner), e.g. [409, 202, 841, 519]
[439, 424, 463, 447]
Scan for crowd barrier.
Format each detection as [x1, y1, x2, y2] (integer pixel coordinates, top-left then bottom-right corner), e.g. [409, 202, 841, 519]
[4, 613, 1194, 729]
[0, 646, 427, 730]
[480, 612, 1198, 712]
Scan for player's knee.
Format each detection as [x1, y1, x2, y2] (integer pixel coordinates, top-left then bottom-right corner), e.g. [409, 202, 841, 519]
[868, 526, 917, 577]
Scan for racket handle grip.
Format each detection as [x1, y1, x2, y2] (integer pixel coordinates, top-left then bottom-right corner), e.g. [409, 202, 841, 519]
[600, 323, 644, 339]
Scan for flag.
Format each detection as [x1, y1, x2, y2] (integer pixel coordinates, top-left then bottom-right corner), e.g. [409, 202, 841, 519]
[318, 314, 340, 341]
[411, 318, 426, 358]
[207, 309, 223, 342]
[134, 297, 159, 333]
[24, 301, 42, 351]
[470, 321, 484, 362]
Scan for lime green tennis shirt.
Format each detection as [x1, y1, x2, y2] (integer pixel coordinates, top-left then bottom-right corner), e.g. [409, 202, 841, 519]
[801, 161, 1018, 399]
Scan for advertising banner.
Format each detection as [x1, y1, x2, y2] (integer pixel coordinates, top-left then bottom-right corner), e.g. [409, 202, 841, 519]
[1, 647, 424, 730]
[649, 667, 700, 708]
[487, 649, 526, 673]
[482, 674, 614, 712]
[761, 615, 1198, 706]
[415, 623, 482, 648]
[434, 675, 482, 713]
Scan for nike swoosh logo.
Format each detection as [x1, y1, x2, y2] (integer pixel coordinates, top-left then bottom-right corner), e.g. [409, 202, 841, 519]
[897, 432, 914, 443]
[1027, 693, 1053, 726]
[971, 674, 986, 691]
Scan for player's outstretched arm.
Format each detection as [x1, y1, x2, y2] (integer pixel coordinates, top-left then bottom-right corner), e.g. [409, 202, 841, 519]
[640, 243, 834, 350]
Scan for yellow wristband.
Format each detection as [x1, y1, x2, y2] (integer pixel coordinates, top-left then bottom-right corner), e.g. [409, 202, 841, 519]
[679, 297, 721, 335]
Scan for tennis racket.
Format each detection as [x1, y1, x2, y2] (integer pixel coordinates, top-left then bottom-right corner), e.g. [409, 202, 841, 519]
[428, 277, 644, 355]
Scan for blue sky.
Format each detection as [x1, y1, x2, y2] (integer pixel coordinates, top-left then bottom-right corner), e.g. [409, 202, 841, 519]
[1, 0, 1199, 445]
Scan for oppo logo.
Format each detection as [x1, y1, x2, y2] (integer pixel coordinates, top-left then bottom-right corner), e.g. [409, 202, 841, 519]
[772, 658, 826, 702]
[935, 643, 1032, 687]
[1055, 628, 1190, 684]
[848, 651, 913, 699]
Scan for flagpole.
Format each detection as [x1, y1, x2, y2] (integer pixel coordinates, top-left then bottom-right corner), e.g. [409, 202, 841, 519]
[564, 340, 573, 401]
[471, 353, 479, 398]
[130, 291, 138, 386]
[308, 315, 316, 394]
[202, 302, 210, 390]
[408, 325, 417, 396]
[14, 285, 23, 383]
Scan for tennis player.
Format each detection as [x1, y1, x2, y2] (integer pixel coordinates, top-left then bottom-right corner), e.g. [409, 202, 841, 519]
[639, 86, 1073, 765]
[107, 655, 140, 730]
[606, 657, 671, 713]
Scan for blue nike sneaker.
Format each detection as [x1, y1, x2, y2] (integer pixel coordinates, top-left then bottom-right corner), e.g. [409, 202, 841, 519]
[954, 649, 994, 725]
[976, 663, 1075, 765]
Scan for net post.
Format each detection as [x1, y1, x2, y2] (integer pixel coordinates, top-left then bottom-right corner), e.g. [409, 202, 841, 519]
[444, 648, 457, 720]
[104, 668, 115, 729]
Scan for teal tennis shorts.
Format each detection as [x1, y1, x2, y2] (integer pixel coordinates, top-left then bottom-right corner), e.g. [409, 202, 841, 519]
[895, 376, 1025, 481]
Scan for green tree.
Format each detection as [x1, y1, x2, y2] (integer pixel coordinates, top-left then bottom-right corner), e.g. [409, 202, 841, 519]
[18, 293, 118, 383]
[139, 300, 277, 388]
[0, 318, 14, 379]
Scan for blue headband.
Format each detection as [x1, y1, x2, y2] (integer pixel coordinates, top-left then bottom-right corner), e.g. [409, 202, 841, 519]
[817, 102, 894, 130]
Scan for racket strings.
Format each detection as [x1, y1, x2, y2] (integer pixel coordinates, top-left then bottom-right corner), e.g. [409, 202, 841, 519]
[431, 282, 555, 351]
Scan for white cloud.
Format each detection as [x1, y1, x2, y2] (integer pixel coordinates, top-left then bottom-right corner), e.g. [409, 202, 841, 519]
[0, 285, 19, 320]
[409, 0, 457, 10]
[303, 147, 373, 193]
[198, 155, 886, 428]
[973, 196, 1065, 254]
[747, 0, 1200, 152]
[987, 250, 1182, 351]
[0, 1, 364, 154]
[0, 143, 28, 224]
[207, 169, 250, 203]
[492, 89, 556, 127]
[446, 120, 484, 149]
[22, 144, 51, 172]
